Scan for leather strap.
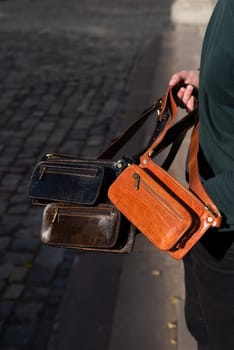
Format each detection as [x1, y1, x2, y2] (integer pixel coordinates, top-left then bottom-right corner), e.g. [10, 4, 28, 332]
[99, 85, 221, 222]
[140, 88, 179, 158]
[98, 84, 187, 160]
[140, 86, 222, 222]
[188, 120, 222, 223]
[98, 101, 163, 159]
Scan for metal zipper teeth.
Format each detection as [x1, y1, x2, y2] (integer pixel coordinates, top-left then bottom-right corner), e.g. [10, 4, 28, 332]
[137, 174, 185, 222]
[39, 165, 97, 179]
[52, 208, 114, 223]
[58, 209, 113, 216]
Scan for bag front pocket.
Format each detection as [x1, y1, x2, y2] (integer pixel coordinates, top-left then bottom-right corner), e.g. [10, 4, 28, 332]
[28, 161, 104, 205]
[108, 164, 196, 251]
[41, 203, 121, 249]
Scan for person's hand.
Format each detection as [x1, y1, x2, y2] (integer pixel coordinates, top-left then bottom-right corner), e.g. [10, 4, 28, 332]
[169, 70, 199, 112]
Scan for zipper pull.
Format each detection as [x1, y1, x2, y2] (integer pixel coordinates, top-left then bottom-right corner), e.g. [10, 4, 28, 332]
[52, 209, 58, 223]
[45, 153, 55, 160]
[133, 173, 140, 190]
[39, 166, 47, 180]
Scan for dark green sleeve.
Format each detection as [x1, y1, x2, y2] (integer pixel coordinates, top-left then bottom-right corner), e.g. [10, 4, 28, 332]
[203, 171, 234, 228]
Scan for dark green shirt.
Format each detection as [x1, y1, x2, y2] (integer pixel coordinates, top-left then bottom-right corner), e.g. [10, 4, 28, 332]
[199, 0, 234, 230]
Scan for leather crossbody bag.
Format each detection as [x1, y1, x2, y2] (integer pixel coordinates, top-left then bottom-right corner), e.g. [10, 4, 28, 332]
[28, 96, 180, 253]
[108, 87, 222, 259]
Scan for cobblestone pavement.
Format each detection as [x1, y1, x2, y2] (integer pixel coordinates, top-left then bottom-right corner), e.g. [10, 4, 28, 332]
[0, 0, 175, 349]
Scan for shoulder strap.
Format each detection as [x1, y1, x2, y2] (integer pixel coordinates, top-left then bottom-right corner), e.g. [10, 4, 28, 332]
[99, 85, 188, 161]
[98, 101, 163, 159]
[99, 85, 221, 223]
[188, 120, 222, 223]
[140, 87, 222, 224]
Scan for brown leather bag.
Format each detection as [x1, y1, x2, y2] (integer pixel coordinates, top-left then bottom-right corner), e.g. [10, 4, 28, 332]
[108, 87, 222, 259]
[40, 203, 136, 253]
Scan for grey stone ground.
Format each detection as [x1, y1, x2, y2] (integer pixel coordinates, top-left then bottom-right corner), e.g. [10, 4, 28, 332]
[0, 1, 213, 349]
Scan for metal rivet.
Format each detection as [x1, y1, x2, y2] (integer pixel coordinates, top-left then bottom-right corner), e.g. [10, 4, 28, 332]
[115, 160, 123, 169]
[171, 296, 181, 304]
[207, 216, 213, 223]
[168, 321, 177, 329]
[142, 159, 148, 165]
[170, 339, 177, 345]
[151, 269, 161, 276]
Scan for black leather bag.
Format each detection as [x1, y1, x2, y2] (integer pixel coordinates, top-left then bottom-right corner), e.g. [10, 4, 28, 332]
[28, 156, 128, 206]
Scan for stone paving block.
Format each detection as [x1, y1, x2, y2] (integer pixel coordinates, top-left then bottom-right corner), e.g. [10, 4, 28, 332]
[8, 193, 25, 205]
[0, 201, 9, 216]
[0, 280, 7, 293]
[20, 217, 43, 230]
[51, 277, 67, 289]
[11, 238, 40, 253]
[33, 328, 53, 350]
[0, 193, 10, 202]
[0, 263, 14, 280]
[48, 104, 64, 116]
[26, 264, 56, 286]
[14, 302, 43, 321]
[14, 183, 30, 195]
[26, 132, 50, 145]
[3, 284, 24, 300]
[0, 156, 13, 167]
[35, 246, 64, 271]
[46, 295, 62, 306]
[3, 252, 34, 266]
[0, 237, 11, 254]
[22, 285, 50, 302]
[0, 301, 14, 321]
[1, 217, 23, 235]
[37, 121, 56, 132]
[9, 267, 28, 283]
[41, 305, 58, 321]
[8, 165, 29, 176]
[49, 286, 65, 299]
[31, 110, 46, 119]
[45, 129, 66, 146]
[74, 117, 96, 134]
[13, 157, 35, 167]
[3, 146, 20, 159]
[1, 322, 36, 347]
[87, 134, 104, 146]
[8, 204, 30, 215]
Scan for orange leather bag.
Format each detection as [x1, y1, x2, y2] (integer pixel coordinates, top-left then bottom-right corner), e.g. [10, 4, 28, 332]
[108, 87, 222, 259]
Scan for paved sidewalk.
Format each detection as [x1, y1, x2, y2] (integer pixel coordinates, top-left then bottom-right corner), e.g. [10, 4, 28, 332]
[0, 1, 214, 349]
